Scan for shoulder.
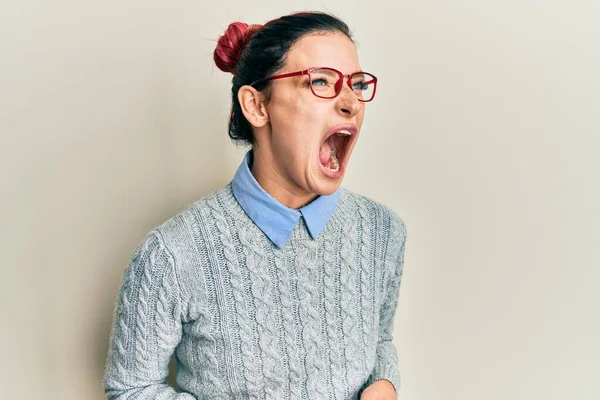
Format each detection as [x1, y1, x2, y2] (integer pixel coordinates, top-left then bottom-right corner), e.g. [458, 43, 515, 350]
[127, 185, 234, 292]
[340, 187, 407, 242]
[151, 184, 234, 248]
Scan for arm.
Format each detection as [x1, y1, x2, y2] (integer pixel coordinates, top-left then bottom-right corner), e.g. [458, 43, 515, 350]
[361, 213, 407, 399]
[103, 231, 195, 399]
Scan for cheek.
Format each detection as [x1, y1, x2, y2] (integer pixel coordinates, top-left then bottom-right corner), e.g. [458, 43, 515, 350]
[269, 95, 306, 131]
[274, 106, 327, 143]
[357, 106, 366, 125]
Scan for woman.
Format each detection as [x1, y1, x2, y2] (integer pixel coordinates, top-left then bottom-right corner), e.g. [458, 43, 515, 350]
[103, 11, 407, 400]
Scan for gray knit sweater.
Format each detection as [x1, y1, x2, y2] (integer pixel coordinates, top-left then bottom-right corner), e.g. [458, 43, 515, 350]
[103, 183, 407, 399]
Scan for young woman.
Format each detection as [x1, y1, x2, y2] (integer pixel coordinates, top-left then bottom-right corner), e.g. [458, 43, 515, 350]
[104, 11, 407, 400]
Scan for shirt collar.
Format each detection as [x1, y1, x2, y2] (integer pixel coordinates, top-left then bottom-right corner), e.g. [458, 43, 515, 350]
[231, 150, 341, 248]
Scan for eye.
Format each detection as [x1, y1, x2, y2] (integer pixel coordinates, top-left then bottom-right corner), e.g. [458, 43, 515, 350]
[311, 78, 330, 86]
[352, 80, 368, 91]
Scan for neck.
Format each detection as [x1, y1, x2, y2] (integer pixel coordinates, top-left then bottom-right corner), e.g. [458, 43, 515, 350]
[250, 147, 318, 210]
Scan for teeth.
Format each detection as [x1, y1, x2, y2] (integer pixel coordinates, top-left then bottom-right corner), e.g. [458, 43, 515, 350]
[328, 139, 340, 171]
[330, 154, 339, 170]
[336, 129, 352, 136]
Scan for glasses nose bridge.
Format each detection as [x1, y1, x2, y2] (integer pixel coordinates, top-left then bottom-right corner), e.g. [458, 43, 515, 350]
[336, 73, 357, 99]
[340, 73, 353, 90]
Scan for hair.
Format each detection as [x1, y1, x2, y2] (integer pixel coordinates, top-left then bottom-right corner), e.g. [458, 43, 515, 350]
[214, 12, 353, 147]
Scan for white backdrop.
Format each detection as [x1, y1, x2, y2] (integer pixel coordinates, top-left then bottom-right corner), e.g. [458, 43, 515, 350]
[1, 1, 598, 399]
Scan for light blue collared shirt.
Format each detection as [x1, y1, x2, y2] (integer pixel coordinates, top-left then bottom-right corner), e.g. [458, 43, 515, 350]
[231, 150, 341, 249]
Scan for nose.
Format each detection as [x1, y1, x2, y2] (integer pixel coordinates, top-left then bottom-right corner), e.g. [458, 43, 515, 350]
[335, 82, 362, 117]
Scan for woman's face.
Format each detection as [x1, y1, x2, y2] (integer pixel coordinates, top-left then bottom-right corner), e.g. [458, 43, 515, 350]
[261, 31, 365, 198]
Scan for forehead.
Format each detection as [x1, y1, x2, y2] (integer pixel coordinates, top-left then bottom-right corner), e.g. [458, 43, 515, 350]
[283, 31, 361, 74]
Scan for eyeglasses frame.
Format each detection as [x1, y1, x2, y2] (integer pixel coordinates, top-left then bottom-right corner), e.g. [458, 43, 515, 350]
[249, 67, 378, 102]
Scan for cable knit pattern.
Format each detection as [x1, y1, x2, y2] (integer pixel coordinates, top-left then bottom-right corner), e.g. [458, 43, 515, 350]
[358, 199, 375, 377]
[239, 226, 285, 399]
[339, 215, 363, 397]
[186, 298, 225, 398]
[104, 183, 407, 400]
[294, 235, 328, 399]
[113, 251, 136, 384]
[322, 227, 347, 400]
[206, 196, 263, 398]
[273, 248, 302, 399]
[201, 197, 242, 396]
[156, 264, 183, 371]
[135, 242, 154, 376]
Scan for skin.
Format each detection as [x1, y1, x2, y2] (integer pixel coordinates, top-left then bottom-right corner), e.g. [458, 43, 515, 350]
[360, 379, 397, 399]
[238, 31, 365, 209]
[238, 31, 395, 399]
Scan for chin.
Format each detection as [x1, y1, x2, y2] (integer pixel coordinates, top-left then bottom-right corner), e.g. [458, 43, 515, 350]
[310, 174, 343, 196]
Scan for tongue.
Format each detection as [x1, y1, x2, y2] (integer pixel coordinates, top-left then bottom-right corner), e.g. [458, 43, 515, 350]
[319, 140, 332, 165]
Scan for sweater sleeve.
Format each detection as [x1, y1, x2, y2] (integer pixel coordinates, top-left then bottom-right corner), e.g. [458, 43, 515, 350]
[362, 212, 407, 398]
[103, 231, 195, 400]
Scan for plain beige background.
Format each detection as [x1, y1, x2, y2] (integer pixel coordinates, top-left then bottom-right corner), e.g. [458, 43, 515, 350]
[1, 1, 598, 399]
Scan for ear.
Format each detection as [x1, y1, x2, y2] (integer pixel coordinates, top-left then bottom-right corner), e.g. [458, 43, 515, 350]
[238, 85, 269, 128]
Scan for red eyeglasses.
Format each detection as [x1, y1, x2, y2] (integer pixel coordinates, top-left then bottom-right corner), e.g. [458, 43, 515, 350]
[250, 67, 378, 102]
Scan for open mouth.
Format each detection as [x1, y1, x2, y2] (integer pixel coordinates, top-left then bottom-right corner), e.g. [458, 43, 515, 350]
[319, 128, 353, 174]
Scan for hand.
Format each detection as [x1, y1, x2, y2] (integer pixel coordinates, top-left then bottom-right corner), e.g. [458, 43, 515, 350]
[360, 379, 396, 400]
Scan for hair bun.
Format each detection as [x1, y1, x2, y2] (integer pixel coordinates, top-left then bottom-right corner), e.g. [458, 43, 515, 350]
[214, 22, 262, 74]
